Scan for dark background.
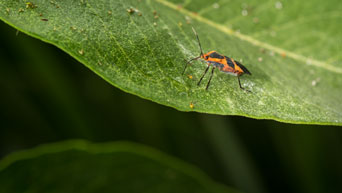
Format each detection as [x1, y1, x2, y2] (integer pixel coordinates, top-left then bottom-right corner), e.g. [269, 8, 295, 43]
[1, 21, 341, 193]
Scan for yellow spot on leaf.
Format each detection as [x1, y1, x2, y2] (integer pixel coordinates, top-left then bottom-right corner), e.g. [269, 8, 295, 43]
[189, 102, 194, 109]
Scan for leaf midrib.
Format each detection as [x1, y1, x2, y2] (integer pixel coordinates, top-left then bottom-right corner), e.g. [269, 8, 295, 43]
[155, 0, 342, 74]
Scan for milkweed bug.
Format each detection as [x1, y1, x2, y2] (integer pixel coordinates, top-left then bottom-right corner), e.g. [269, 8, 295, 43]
[183, 27, 252, 91]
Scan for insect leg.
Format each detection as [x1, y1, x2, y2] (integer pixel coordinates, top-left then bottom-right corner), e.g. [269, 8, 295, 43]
[237, 76, 251, 92]
[182, 56, 200, 75]
[206, 67, 216, 90]
[197, 65, 210, 86]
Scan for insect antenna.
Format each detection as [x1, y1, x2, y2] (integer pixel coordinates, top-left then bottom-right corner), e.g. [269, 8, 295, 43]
[192, 27, 203, 57]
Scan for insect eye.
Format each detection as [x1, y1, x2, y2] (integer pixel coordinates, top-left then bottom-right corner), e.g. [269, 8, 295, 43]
[205, 55, 209, 59]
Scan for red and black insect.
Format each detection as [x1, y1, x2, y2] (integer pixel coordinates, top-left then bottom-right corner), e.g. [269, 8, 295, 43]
[183, 27, 252, 91]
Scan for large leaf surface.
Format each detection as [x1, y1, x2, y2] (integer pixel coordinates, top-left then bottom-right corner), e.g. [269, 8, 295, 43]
[0, 140, 239, 193]
[0, 0, 341, 125]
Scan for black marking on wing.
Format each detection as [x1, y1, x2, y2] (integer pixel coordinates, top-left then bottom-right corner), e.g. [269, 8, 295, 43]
[225, 56, 235, 69]
[235, 60, 251, 75]
[209, 52, 224, 59]
[208, 61, 224, 68]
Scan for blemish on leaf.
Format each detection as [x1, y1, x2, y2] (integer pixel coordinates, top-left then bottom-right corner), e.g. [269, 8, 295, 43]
[41, 18, 48, 21]
[26, 2, 37, 9]
[213, 3, 220, 9]
[253, 17, 259, 23]
[6, 8, 10, 14]
[78, 49, 84, 55]
[281, 52, 286, 58]
[241, 9, 248, 16]
[18, 8, 24, 13]
[225, 97, 234, 108]
[275, 1, 283, 10]
[70, 26, 77, 30]
[243, 81, 255, 90]
[258, 57, 263, 62]
[259, 48, 265, 53]
[153, 22, 157, 26]
[311, 78, 320, 86]
[306, 58, 312, 65]
[50, 0, 60, 8]
[189, 102, 195, 109]
[153, 10, 159, 19]
[185, 16, 191, 24]
[258, 100, 265, 106]
[127, 7, 141, 15]
[127, 8, 135, 14]
[178, 22, 183, 27]
[108, 10, 112, 15]
[178, 43, 192, 57]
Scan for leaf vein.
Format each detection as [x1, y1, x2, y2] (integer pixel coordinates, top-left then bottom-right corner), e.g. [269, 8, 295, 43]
[155, 0, 342, 74]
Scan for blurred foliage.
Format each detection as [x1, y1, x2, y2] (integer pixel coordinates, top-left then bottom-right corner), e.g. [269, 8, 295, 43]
[0, 9, 342, 193]
[0, 140, 240, 193]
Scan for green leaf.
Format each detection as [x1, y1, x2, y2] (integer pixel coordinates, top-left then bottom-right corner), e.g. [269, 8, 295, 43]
[0, 0, 341, 125]
[0, 140, 239, 193]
